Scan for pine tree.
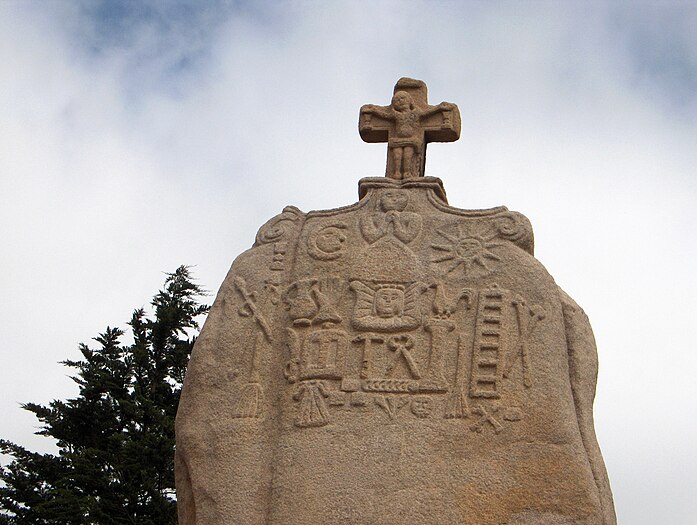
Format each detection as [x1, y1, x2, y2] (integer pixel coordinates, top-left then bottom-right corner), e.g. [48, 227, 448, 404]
[0, 266, 209, 524]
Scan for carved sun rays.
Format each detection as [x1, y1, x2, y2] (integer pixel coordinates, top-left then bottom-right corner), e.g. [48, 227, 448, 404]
[431, 223, 504, 276]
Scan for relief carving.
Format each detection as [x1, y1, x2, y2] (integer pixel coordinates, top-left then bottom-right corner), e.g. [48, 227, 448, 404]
[470, 404, 504, 434]
[293, 380, 331, 428]
[232, 276, 274, 419]
[349, 280, 427, 332]
[431, 222, 504, 278]
[255, 206, 302, 245]
[270, 242, 288, 271]
[232, 381, 264, 419]
[444, 337, 470, 419]
[374, 395, 409, 420]
[234, 276, 273, 342]
[504, 297, 546, 388]
[300, 328, 348, 381]
[495, 211, 534, 255]
[307, 223, 348, 261]
[410, 396, 433, 419]
[469, 285, 509, 399]
[385, 334, 421, 379]
[360, 191, 422, 244]
[359, 77, 460, 179]
[352, 334, 384, 379]
[423, 283, 472, 393]
[284, 277, 343, 327]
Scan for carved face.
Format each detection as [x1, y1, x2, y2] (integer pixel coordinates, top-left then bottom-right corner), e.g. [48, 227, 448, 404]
[316, 227, 346, 254]
[392, 91, 412, 112]
[411, 396, 432, 418]
[380, 191, 409, 212]
[374, 288, 405, 318]
[455, 238, 484, 258]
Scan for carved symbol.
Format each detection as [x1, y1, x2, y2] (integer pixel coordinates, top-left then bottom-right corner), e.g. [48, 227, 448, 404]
[495, 212, 530, 246]
[232, 382, 264, 419]
[255, 206, 302, 245]
[470, 286, 508, 399]
[293, 381, 331, 428]
[410, 396, 433, 418]
[385, 334, 421, 379]
[234, 276, 273, 342]
[504, 297, 546, 388]
[284, 278, 343, 327]
[263, 276, 282, 306]
[349, 280, 427, 332]
[359, 77, 461, 180]
[469, 404, 503, 434]
[284, 328, 301, 384]
[311, 278, 343, 325]
[352, 334, 384, 379]
[444, 386, 469, 419]
[431, 222, 504, 278]
[270, 242, 287, 271]
[307, 223, 348, 261]
[444, 337, 470, 419]
[374, 395, 409, 420]
[300, 328, 348, 380]
[360, 191, 422, 244]
[422, 318, 454, 392]
[430, 282, 472, 319]
[283, 279, 318, 326]
[232, 278, 273, 419]
[363, 379, 417, 393]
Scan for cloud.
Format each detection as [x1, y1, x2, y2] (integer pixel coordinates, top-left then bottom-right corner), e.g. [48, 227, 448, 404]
[0, 2, 695, 522]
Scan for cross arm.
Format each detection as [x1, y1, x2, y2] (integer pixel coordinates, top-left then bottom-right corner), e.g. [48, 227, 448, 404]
[359, 104, 395, 143]
[420, 102, 461, 143]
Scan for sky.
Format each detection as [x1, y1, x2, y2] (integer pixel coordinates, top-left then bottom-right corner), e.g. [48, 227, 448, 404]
[1, 1, 696, 522]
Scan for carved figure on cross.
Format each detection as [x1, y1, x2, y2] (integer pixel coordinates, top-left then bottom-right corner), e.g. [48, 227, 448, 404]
[360, 78, 461, 179]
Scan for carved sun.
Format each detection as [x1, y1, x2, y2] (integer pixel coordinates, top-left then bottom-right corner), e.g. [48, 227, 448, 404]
[431, 226, 504, 276]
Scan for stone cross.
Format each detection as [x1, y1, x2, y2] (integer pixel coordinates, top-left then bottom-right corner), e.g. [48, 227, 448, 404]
[359, 77, 461, 180]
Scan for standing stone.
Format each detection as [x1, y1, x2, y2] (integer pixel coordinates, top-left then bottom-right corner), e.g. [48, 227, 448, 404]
[175, 78, 616, 525]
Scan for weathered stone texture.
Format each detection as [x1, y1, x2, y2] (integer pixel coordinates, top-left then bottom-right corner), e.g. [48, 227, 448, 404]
[175, 80, 615, 525]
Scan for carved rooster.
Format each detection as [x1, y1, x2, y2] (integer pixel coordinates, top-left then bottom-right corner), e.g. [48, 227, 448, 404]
[431, 283, 472, 318]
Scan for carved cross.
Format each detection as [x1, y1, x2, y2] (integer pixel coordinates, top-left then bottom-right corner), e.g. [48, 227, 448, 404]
[359, 77, 461, 180]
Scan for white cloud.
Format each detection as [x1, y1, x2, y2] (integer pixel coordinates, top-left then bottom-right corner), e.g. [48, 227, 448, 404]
[0, 1, 695, 522]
